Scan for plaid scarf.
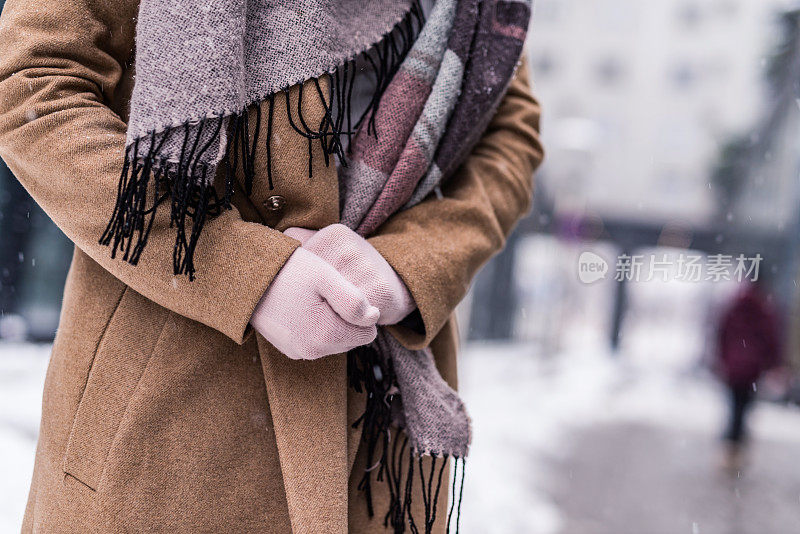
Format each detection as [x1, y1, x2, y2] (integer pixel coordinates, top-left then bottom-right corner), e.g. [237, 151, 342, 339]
[101, 0, 530, 531]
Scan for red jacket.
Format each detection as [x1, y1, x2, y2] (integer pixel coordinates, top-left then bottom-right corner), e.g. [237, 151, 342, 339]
[716, 284, 781, 388]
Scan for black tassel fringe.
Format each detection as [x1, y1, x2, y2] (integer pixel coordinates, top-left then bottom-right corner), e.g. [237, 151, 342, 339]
[100, 0, 425, 279]
[348, 345, 465, 534]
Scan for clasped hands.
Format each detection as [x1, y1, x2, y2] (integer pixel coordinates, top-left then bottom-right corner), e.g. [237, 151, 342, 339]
[250, 224, 416, 360]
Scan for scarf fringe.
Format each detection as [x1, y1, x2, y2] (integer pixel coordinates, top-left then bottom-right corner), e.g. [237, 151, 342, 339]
[100, 0, 425, 278]
[348, 345, 466, 533]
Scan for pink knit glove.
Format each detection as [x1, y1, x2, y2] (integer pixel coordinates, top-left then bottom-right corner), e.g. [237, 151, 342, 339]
[285, 224, 416, 325]
[250, 247, 380, 360]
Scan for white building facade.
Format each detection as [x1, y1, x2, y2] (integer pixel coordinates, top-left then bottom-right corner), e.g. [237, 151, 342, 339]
[527, 0, 784, 226]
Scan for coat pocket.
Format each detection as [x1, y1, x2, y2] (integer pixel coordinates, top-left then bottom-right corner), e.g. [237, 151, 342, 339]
[63, 287, 171, 491]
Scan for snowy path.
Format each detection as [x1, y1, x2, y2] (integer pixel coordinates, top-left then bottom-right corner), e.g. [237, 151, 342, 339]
[552, 422, 800, 534]
[458, 341, 800, 533]
[2, 340, 800, 533]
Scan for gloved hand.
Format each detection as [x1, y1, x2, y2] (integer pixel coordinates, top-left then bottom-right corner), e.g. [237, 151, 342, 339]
[285, 224, 416, 325]
[250, 247, 380, 360]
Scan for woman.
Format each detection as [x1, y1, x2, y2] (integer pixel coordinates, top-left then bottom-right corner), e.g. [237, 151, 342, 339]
[715, 281, 781, 470]
[0, 0, 542, 531]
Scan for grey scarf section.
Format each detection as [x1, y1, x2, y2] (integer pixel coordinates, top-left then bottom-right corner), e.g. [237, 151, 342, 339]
[128, 0, 415, 160]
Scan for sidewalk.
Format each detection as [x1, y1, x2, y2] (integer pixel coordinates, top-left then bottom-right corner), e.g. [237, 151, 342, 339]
[457, 339, 800, 534]
[552, 422, 800, 534]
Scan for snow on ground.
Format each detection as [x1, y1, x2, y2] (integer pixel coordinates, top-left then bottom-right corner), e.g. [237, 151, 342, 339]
[458, 327, 800, 534]
[0, 343, 49, 533]
[2, 334, 800, 533]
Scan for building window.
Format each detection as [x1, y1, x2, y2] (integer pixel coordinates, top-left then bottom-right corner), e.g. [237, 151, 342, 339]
[677, 3, 703, 29]
[671, 62, 696, 89]
[535, 0, 563, 23]
[716, 0, 739, 18]
[595, 57, 625, 86]
[534, 52, 557, 78]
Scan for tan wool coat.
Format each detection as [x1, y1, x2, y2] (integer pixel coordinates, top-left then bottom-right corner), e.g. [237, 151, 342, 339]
[0, 0, 544, 532]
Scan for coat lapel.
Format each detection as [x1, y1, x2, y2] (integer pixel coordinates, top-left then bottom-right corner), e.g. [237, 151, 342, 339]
[257, 334, 349, 533]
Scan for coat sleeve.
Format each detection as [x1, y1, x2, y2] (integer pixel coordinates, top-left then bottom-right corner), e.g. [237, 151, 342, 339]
[368, 57, 544, 350]
[0, 0, 299, 344]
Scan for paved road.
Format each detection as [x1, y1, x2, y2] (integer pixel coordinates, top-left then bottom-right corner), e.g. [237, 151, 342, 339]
[549, 422, 800, 534]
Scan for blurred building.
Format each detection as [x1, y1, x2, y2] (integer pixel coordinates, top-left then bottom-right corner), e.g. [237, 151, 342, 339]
[727, 5, 800, 234]
[528, 0, 784, 225]
[487, 0, 800, 355]
[0, 161, 71, 341]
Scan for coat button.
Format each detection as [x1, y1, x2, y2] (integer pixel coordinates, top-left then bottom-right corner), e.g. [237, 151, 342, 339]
[263, 195, 286, 211]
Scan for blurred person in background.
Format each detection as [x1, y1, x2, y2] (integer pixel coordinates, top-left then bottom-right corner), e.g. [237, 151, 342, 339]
[715, 280, 782, 471]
